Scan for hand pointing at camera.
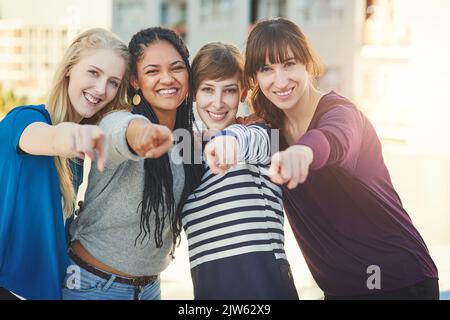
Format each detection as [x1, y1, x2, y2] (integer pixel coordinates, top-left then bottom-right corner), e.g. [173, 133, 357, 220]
[268, 145, 314, 189]
[126, 118, 173, 158]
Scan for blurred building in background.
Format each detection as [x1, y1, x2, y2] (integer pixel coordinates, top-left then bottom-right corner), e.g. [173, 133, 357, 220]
[0, 20, 70, 100]
[2, 0, 450, 155]
[0, 0, 111, 102]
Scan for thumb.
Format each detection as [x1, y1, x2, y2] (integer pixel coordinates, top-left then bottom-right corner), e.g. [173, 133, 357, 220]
[268, 152, 284, 184]
[268, 152, 281, 176]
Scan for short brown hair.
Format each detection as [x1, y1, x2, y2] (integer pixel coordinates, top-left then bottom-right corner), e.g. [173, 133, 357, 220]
[244, 18, 324, 128]
[192, 42, 244, 94]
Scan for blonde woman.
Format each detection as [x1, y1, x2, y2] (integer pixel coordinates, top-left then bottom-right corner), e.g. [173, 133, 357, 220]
[0, 28, 130, 300]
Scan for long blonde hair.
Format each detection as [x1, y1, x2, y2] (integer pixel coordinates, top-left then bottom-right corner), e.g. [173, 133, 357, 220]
[46, 28, 130, 217]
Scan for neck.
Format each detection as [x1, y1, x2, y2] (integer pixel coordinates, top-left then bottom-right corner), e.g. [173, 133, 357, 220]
[283, 85, 322, 132]
[153, 108, 177, 131]
[55, 105, 82, 124]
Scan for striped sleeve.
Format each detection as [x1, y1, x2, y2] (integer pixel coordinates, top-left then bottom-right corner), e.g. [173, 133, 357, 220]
[219, 124, 273, 165]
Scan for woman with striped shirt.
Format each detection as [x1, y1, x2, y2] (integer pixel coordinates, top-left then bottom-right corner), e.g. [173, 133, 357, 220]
[181, 42, 298, 300]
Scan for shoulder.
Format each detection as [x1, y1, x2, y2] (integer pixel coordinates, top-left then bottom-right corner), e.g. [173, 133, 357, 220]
[9, 104, 49, 118]
[315, 92, 363, 123]
[3, 104, 50, 125]
[100, 110, 133, 122]
[1, 105, 51, 151]
[99, 110, 146, 128]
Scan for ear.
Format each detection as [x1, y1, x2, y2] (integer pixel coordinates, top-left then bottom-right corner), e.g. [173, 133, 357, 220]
[130, 77, 139, 90]
[240, 88, 248, 103]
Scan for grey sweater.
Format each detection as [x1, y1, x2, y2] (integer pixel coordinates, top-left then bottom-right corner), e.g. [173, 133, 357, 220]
[69, 111, 185, 276]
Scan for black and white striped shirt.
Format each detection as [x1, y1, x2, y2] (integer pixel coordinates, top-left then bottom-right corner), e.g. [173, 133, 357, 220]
[182, 124, 297, 299]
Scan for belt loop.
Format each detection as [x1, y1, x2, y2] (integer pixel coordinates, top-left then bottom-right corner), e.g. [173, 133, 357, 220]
[102, 274, 117, 291]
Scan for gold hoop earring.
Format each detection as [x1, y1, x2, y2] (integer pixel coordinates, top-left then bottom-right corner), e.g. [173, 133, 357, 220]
[132, 91, 141, 106]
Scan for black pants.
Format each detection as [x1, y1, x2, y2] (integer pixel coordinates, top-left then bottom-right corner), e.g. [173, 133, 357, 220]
[324, 278, 439, 300]
[0, 287, 20, 300]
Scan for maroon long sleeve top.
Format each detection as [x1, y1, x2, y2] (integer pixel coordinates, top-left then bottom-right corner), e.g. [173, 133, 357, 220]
[282, 91, 438, 297]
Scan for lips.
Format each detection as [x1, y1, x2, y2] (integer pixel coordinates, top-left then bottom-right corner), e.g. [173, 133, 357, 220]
[207, 111, 228, 121]
[274, 87, 294, 97]
[157, 88, 178, 96]
[83, 92, 102, 105]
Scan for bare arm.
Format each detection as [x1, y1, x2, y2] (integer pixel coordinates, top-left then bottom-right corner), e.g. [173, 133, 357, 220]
[19, 122, 106, 171]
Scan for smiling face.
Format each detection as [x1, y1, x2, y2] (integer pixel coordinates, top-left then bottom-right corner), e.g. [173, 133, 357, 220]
[67, 48, 126, 122]
[195, 73, 245, 130]
[133, 40, 189, 121]
[255, 47, 310, 113]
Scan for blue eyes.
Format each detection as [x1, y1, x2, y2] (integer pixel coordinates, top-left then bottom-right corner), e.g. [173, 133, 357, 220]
[260, 61, 296, 72]
[110, 81, 120, 88]
[201, 88, 237, 94]
[88, 70, 120, 88]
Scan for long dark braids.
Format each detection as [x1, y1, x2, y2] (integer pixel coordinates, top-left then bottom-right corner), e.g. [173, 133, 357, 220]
[128, 27, 203, 255]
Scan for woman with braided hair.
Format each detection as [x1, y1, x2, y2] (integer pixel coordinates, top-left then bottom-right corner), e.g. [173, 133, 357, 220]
[63, 27, 203, 300]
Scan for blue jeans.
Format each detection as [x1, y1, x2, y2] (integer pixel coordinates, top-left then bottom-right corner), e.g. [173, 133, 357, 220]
[62, 258, 161, 300]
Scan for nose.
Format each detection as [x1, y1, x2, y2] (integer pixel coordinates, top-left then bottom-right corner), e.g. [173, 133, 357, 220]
[94, 78, 107, 97]
[212, 91, 224, 110]
[274, 69, 289, 88]
[160, 71, 174, 85]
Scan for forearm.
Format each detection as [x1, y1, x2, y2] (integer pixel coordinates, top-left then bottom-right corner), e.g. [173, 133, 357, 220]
[297, 106, 364, 170]
[99, 111, 146, 167]
[19, 122, 75, 156]
[222, 124, 272, 164]
[296, 129, 330, 170]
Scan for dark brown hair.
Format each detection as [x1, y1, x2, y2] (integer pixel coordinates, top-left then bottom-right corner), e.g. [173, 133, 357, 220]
[192, 42, 244, 94]
[244, 18, 323, 128]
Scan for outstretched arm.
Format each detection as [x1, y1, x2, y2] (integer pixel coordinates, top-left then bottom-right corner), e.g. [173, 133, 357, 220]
[126, 118, 173, 158]
[19, 122, 106, 171]
[204, 124, 273, 175]
[268, 105, 364, 189]
[98, 111, 172, 169]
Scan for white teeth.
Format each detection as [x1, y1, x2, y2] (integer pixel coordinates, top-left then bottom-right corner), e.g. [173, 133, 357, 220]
[84, 92, 100, 104]
[158, 88, 177, 95]
[208, 111, 227, 121]
[275, 88, 293, 96]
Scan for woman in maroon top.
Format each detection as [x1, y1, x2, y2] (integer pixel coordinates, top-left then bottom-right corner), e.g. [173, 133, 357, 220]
[244, 18, 439, 299]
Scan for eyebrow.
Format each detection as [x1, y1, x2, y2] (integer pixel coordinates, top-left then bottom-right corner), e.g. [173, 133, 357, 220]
[144, 60, 186, 70]
[263, 57, 296, 66]
[89, 65, 122, 82]
[202, 82, 238, 88]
